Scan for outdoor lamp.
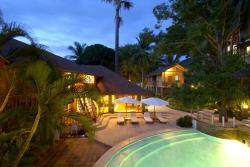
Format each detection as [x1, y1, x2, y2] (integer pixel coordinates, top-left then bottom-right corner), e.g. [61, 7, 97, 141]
[247, 46, 250, 54]
[243, 104, 248, 110]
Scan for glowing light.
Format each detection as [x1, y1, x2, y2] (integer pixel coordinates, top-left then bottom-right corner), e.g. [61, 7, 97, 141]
[247, 46, 250, 54]
[175, 75, 179, 81]
[64, 72, 71, 75]
[190, 84, 195, 88]
[243, 104, 249, 109]
[224, 140, 250, 157]
[114, 104, 118, 111]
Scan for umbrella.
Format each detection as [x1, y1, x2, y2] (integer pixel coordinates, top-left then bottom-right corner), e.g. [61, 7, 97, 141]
[141, 97, 169, 119]
[115, 96, 140, 115]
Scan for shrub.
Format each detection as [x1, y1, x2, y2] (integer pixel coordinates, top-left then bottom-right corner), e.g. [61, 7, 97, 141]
[176, 115, 193, 128]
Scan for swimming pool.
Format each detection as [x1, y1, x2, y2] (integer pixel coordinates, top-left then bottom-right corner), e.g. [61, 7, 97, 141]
[105, 130, 250, 167]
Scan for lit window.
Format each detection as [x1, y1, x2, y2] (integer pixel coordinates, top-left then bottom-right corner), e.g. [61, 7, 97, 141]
[175, 75, 179, 81]
[246, 46, 250, 54]
[227, 46, 231, 52]
[83, 75, 95, 84]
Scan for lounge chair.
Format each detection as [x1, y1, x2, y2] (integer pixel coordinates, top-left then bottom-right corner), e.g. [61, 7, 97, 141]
[117, 113, 125, 124]
[144, 112, 153, 123]
[156, 112, 167, 123]
[242, 118, 250, 127]
[130, 113, 139, 124]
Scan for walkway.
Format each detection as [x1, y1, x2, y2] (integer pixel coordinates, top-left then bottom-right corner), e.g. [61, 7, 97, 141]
[39, 138, 110, 167]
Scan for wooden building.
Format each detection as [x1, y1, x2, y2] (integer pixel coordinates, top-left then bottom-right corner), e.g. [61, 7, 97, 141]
[0, 39, 149, 120]
[146, 64, 187, 96]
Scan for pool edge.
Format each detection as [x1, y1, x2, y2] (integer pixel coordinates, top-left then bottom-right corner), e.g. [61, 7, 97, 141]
[94, 128, 189, 167]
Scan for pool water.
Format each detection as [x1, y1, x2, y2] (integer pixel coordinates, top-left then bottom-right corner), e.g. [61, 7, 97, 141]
[106, 130, 250, 167]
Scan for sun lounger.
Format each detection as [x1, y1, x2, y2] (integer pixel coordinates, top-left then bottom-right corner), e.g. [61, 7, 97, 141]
[144, 112, 153, 123]
[156, 112, 167, 123]
[130, 113, 139, 124]
[117, 113, 125, 124]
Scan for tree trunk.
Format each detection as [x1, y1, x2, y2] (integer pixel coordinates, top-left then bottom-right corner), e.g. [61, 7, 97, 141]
[0, 85, 13, 113]
[13, 105, 42, 167]
[141, 68, 144, 88]
[115, 6, 120, 74]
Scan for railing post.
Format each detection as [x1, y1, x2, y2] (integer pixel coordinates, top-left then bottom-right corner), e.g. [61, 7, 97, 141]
[192, 119, 197, 129]
[233, 117, 236, 128]
[211, 114, 214, 125]
[222, 116, 225, 127]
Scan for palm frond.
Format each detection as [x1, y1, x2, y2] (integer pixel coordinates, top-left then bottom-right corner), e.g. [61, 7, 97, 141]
[67, 41, 87, 61]
[121, 1, 133, 10]
[26, 61, 52, 94]
[0, 22, 33, 46]
[0, 129, 29, 143]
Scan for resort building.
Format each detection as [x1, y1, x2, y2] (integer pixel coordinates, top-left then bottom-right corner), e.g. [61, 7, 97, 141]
[0, 39, 149, 120]
[145, 63, 187, 96]
[228, 0, 250, 62]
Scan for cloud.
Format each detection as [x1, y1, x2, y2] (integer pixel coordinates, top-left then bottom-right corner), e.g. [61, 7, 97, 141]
[1, 0, 167, 57]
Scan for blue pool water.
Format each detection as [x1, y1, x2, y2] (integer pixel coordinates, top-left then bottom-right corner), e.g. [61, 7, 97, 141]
[106, 130, 250, 167]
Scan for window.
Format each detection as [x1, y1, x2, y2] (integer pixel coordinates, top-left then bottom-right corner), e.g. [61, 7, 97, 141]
[84, 75, 95, 84]
[79, 74, 95, 84]
[175, 75, 179, 81]
[247, 46, 250, 54]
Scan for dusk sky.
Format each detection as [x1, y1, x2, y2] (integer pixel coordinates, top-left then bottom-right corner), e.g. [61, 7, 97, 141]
[1, 0, 170, 57]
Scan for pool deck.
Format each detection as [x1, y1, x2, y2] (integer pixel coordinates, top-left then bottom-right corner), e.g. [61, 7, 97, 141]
[95, 106, 189, 146]
[38, 138, 110, 167]
[94, 107, 191, 167]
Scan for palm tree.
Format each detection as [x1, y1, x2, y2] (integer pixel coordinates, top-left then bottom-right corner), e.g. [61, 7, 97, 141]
[133, 42, 150, 87]
[13, 61, 95, 166]
[66, 41, 87, 62]
[102, 0, 133, 74]
[0, 22, 33, 46]
[159, 54, 181, 66]
[0, 12, 33, 113]
[120, 44, 139, 81]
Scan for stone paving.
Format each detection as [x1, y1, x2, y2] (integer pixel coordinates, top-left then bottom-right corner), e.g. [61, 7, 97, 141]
[40, 107, 189, 167]
[95, 106, 189, 146]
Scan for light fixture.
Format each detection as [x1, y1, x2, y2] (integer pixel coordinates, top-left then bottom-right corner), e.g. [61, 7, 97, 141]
[246, 46, 250, 54]
[243, 104, 249, 110]
[175, 75, 179, 81]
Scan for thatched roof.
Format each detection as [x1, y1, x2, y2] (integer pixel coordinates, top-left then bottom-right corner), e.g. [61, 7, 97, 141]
[84, 65, 149, 95]
[147, 63, 186, 77]
[0, 39, 149, 95]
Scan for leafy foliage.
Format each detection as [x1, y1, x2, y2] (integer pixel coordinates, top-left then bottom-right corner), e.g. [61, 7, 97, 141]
[76, 44, 115, 71]
[153, 0, 248, 120]
[66, 41, 87, 61]
[176, 115, 192, 128]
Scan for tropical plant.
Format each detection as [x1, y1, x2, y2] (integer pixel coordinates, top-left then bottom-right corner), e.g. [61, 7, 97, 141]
[0, 67, 15, 113]
[176, 115, 193, 128]
[102, 0, 133, 73]
[66, 41, 87, 61]
[76, 44, 115, 71]
[133, 28, 155, 87]
[153, 0, 248, 121]
[0, 12, 33, 46]
[119, 44, 140, 82]
[12, 61, 95, 166]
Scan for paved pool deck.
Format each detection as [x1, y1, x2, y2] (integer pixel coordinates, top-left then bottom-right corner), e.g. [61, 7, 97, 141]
[95, 106, 189, 146]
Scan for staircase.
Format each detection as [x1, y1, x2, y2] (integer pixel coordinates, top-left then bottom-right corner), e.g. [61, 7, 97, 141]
[77, 97, 98, 121]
